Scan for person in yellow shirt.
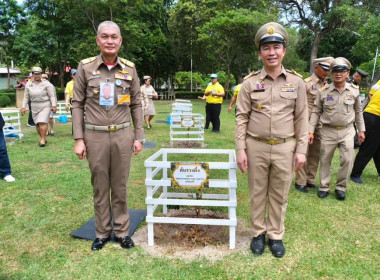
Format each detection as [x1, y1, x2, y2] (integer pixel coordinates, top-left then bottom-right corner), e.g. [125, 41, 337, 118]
[350, 81, 380, 183]
[65, 69, 76, 112]
[228, 74, 247, 114]
[204, 74, 225, 133]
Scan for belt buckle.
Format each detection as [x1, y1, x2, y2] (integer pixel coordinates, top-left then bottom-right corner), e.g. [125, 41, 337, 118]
[336, 126, 343, 130]
[268, 139, 278, 145]
[108, 125, 117, 132]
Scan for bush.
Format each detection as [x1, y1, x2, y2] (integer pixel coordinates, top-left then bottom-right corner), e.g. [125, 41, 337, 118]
[0, 95, 12, 107]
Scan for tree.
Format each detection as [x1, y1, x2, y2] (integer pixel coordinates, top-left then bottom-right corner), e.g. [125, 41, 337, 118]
[0, 0, 24, 90]
[352, 15, 380, 85]
[277, 0, 366, 73]
[197, 9, 275, 89]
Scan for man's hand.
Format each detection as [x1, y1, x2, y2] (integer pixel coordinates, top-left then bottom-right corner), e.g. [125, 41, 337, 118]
[237, 149, 248, 174]
[294, 153, 306, 172]
[21, 108, 26, 116]
[52, 106, 57, 113]
[358, 131, 365, 144]
[74, 139, 86, 160]
[132, 140, 143, 155]
[308, 133, 314, 144]
[65, 105, 69, 112]
[228, 106, 232, 113]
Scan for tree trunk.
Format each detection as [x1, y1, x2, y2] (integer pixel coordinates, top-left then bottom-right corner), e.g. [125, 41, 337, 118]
[309, 32, 323, 74]
[6, 62, 11, 91]
[225, 66, 231, 100]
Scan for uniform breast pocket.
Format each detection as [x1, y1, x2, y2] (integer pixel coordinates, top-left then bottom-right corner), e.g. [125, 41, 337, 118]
[88, 79, 100, 98]
[279, 91, 297, 110]
[116, 80, 131, 95]
[343, 99, 355, 113]
[323, 98, 337, 112]
[250, 91, 269, 111]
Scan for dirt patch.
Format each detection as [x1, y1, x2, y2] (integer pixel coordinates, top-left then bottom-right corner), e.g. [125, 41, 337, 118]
[133, 209, 252, 261]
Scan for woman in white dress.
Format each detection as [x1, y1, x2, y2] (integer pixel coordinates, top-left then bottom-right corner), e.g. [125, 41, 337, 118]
[21, 67, 57, 147]
[140, 75, 158, 129]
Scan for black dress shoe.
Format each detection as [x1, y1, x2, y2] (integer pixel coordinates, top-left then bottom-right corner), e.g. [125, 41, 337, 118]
[115, 236, 135, 249]
[250, 234, 265, 255]
[91, 237, 110, 251]
[335, 190, 346, 201]
[318, 191, 329, 199]
[306, 183, 318, 189]
[295, 183, 308, 193]
[268, 239, 285, 258]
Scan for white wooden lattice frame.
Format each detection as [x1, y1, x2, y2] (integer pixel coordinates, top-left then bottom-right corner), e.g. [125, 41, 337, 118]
[1, 109, 24, 139]
[144, 148, 238, 249]
[53, 102, 72, 120]
[170, 112, 204, 142]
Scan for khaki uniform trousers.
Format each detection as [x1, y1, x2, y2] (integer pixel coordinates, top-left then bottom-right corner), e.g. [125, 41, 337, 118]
[84, 126, 134, 238]
[296, 127, 321, 185]
[246, 137, 296, 240]
[319, 126, 355, 192]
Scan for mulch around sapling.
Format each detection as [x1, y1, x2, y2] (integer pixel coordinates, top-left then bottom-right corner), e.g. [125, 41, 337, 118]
[132, 209, 252, 261]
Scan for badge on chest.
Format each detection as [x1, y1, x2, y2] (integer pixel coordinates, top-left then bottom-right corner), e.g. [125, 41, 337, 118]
[99, 82, 115, 106]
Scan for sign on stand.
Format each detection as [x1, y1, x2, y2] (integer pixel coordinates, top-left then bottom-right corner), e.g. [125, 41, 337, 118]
[170, 113, 204, 144]
[171, 162, 209, 188]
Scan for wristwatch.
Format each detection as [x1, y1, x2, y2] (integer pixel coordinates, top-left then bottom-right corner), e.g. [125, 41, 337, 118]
[135, 138, 146, 144]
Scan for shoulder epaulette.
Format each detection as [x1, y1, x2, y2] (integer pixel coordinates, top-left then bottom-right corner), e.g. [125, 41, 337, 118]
[286, 69, 303, 78]
[304, 76, 312, 83]
[318, 84, 329, 93]
[351, 83, 359, 89]
[243, 70, 259, 80]
[120, 58, 134, 68]
[81, 57, 96, 64]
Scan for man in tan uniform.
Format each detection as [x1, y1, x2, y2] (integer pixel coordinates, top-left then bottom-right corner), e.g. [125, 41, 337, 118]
[309, 57, 365, 201]
[236, 22, 308, 258]
[72, 21, 144, 251]
[295, 57, 333, 193]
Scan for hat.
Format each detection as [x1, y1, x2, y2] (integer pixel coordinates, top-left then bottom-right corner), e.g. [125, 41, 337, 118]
[356, 69, 369, 78]
[254, 22, 288, 48]
[70, 69, 77, 75]
[31, 66, 42, 73]
[313, 57, 334, 71]
[330, 57, 351, 71]
[210, 74, 218, 79]
[143, 75, 152, 80]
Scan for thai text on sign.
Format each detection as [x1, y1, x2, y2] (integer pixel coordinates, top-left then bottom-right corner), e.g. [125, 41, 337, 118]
[170, 162, 209, 188]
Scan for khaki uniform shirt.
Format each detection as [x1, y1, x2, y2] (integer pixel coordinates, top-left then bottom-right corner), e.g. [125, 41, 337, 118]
[305, 73, 327, 119]
[72, 55, 144, 140]
[22, 80, 57, 108]
[236, 66, 308, 154]
[309, 83, 365, 132]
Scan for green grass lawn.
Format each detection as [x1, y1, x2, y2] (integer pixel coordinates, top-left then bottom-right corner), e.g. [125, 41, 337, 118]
[0, 100, 379, 279]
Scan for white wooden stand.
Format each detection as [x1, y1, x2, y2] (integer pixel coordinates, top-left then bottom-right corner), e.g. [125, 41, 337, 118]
[1, 109, 23, 139]
[144, 148, 238, 249]
[170, 113, 204, 144]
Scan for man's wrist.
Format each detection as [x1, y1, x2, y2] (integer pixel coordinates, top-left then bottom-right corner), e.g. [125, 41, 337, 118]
[134, 138, 145, 144]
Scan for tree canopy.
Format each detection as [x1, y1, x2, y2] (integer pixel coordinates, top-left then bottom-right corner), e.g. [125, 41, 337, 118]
[1, 0, 379, 90]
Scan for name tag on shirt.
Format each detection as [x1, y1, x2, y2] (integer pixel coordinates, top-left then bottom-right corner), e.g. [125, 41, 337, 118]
[99, 82, 115, 106]
[118, 94, 130, 105]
